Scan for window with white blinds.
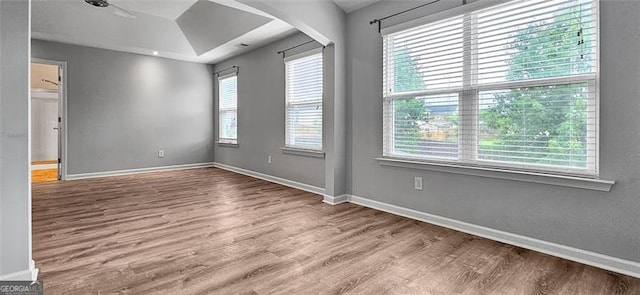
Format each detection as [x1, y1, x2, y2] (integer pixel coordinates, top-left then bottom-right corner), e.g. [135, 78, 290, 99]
[218, 75, 238, 144]
[383, 0, 598, 176]
[285, 50, 323, 151]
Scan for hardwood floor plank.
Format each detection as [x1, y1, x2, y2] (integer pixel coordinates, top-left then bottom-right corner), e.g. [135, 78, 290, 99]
[32, 167, 640, 294]
[32, 168, 58, 183]
[33, 160, 58, 165]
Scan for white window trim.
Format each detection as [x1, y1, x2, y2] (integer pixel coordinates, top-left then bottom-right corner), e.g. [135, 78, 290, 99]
[283, 48, 324, 154]
[218, 74, 238, 145]
[376, 157, 614, 192]
[380, 0, 610, 185]
[217, 141, 239, 148]
[281, 147, 325, 158]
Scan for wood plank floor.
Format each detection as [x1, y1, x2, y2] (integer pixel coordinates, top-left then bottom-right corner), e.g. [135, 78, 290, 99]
[32, 167, 640, 294]
[32, 168, 58, 183]
[33, 160, 58, 165]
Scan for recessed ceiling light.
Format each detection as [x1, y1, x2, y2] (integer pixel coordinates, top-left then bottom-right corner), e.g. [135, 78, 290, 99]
[152, 51, 159, 56]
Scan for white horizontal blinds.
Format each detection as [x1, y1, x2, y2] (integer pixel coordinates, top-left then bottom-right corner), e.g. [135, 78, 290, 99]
[382, 16, 464, 159]
[474, 0, 597, 173]
[382, 0, 598, 175]
[285, 52, 323, 150]
[478, 83, 596, 170]
[475, 0, 597, 85]
[384, 16, 464, 95]
[391, 93, 460, 160]
[218, 75, 237, 143]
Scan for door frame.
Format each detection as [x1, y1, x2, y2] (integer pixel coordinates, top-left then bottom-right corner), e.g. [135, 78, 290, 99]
[31, 58, 67, 181]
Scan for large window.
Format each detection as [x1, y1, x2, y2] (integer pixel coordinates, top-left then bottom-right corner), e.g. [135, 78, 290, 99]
[285, 50, 323, 151]
[218, 75, 238, 144]
[383, 0, 598, 176]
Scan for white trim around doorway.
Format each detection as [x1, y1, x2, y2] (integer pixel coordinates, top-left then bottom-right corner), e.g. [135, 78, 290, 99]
[31, 58, 67, 181]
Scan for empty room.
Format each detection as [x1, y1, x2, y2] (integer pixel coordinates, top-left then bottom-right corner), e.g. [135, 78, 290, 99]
[1, 0, 640, 294]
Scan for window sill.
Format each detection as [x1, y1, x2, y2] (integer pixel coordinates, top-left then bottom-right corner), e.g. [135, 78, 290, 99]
[281, 147, 325, 158]
[376, 157, 615, 192]
[217, 141, 239, 148]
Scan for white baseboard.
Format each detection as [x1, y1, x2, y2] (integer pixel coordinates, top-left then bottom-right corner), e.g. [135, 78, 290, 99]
[323, 194, 349, 205]
[31, 164, 57, 170]
[66, 162, 215, 180]
[212, 162, 325, 195]
[31, 260, 38, 281]
[0, 269, 32, 281]
[336, 194, 640, 279]
[0, 260, 38, 281]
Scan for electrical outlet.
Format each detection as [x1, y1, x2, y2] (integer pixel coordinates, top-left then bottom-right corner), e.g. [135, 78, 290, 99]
[158, 149, 165, 158]
[414, 176, 423, 190]
[268, 155, 272, 164]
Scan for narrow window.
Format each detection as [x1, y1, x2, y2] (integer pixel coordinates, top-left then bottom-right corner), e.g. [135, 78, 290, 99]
[218, 75, 238, 144]
[285, 50, 323, 151]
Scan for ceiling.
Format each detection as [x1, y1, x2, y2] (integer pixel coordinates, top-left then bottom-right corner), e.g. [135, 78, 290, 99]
[31, 0, 381, 64]
[112, 0, 198, 20]
[332, 0, 380, 13]
[32, 0, 297, 63]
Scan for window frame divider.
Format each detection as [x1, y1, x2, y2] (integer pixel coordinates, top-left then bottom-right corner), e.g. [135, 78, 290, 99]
[385, 74, 597, 100]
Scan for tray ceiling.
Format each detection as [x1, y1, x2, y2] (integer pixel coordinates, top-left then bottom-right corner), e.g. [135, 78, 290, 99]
[31, 0, 296, 63]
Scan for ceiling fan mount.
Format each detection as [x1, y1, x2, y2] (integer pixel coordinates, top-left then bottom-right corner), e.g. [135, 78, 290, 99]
[84, 0, 109, 8]
[84, 0, 136, 18]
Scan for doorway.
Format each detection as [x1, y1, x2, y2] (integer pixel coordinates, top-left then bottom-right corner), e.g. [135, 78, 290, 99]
[31, 61, 66, 183]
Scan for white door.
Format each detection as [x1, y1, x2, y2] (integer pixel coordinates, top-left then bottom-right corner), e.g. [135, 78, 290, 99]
[31, 91, 59, 162]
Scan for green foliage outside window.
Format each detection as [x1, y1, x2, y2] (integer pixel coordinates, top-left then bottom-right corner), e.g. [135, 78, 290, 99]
[391, 4, 592, 168]
[392, 47, 429, 152]
[480, 6, 592, 167]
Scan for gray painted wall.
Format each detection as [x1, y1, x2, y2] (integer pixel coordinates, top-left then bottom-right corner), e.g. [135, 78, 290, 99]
[0, 0, 31, 276]
[31, 40, 214, 175]
[347, 0, 640, 263]
[234, 1, 348, 197]
[213, 32, 325, 189]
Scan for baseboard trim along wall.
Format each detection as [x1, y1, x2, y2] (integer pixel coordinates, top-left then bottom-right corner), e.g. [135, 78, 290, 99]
[31, 164, 58, 170]
[322, 194, 349, 205]
[0, 260, 38, 281]
[0, 269, 32, 281]
[212, 162, 325, 195]
[321, 194, 640, 279]
[66, 162, 215, 180]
